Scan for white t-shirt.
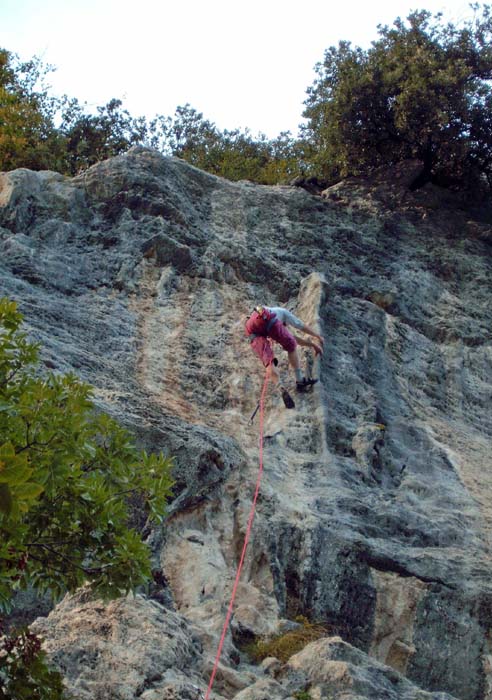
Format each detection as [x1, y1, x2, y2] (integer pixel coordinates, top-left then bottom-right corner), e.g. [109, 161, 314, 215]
[265, 307, 304, 330]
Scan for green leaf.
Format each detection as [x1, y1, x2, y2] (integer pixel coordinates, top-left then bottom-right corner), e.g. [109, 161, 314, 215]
[0, 442, 16, 460]
[0, 462, 33, 486]
[13, 482, 44, 500]
[83, 442, 97, 458]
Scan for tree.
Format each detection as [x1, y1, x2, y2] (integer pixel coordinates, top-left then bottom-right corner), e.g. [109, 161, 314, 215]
[303, 5, 492, 192]
[0, 298, 174, 698]
[0, 48, 303, 184]
[0, 50, 152, 175]
[160, 104, 302, 184]
[60, 98, 150, 175]
[0, 50, 66, 173]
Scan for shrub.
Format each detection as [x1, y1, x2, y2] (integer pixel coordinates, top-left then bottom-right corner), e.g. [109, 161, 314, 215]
[0, 297, 174, 698]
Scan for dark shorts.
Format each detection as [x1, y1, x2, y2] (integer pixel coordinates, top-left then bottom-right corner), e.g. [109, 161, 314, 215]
[268, 320, 297, 352]
[250, 321, 297, 366]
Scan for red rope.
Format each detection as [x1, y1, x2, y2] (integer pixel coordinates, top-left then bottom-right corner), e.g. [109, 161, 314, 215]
[204, 370, 270, 700]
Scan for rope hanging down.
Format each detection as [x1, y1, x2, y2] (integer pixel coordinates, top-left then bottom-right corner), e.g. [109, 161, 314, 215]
[204, 370, 270, 700]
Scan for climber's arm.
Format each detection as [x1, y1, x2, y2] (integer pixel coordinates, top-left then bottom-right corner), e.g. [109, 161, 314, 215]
[274, 308, 324, 355]
[300, 323, 324, 345]
[293, 331, 324, 356]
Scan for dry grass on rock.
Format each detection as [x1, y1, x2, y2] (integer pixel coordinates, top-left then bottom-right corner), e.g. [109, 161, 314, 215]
[245, 618, 329, 664]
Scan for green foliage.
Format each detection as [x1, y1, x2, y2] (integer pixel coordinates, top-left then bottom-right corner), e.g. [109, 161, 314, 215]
[293, 691, 312, 700]
[0, 50, 66, 172]
[0, 49, 304, 184]
[5, 6, 492, 195]
[245, 618, 328, 664]
[159, 104, 303, 184]
[0, 297, 174, 606]
[0, 297, 174, 697]
[0, 50, 151, 176]
[303, 5, 492, 192]
[59, 97, 150, 175]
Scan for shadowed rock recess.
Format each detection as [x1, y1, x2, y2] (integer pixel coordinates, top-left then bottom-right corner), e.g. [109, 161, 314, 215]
[1, 147, 492, 700]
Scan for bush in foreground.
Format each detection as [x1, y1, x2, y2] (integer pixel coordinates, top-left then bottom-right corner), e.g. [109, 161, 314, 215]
[0, 298, 174, 698]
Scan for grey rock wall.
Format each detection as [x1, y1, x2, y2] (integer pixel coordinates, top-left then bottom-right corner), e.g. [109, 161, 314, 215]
[1, 148, 492, 699]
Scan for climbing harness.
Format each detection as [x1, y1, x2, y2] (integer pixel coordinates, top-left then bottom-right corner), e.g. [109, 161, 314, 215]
[204, 369, 270, 700]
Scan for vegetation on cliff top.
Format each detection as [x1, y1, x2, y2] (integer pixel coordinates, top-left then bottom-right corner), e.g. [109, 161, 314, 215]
[1, 5, 492, 195]
[303, 5, 492, 192]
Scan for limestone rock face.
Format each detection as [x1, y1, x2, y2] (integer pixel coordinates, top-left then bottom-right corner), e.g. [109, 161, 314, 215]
[30, 589, 206, 700]
[286, 637, 458, 700]
[233, 636, 459, 700]
[1, 148, 492, 699]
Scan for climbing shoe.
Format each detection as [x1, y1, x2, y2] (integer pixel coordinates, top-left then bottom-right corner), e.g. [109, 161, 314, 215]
[296, 377, 318, 393]
[281, 387, 295, 409]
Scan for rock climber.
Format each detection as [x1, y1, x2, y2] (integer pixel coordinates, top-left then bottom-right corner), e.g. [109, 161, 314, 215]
[245, 305, 324, 391]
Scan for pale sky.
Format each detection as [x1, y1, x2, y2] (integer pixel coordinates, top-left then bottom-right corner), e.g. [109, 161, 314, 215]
[0, 0, 477, 137]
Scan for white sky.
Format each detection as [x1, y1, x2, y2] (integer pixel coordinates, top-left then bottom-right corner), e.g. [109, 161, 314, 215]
[0, 0, 477, 137]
